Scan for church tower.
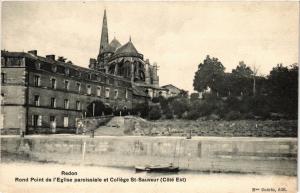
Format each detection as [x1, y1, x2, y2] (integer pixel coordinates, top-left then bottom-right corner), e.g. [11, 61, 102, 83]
[93, 9, 111, 72]
[99, 9, 109, 56]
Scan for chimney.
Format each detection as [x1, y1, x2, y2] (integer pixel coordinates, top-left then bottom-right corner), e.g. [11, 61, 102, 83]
[89, 58, 97, 69]
[28, 50, 37, 55]
[46, 55, 55, 60]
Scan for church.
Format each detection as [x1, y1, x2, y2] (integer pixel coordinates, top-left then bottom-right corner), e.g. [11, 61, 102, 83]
[89, 10, 164, 98]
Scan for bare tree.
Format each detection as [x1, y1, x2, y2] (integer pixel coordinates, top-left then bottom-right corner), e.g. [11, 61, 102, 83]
[252, 64, 260, 96]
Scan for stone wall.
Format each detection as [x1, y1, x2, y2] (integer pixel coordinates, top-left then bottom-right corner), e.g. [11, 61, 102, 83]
[127, 119, 298, 137]
[1, 136, 297, 176]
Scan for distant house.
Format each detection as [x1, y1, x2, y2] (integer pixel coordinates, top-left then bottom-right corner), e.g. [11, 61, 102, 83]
[161, 84, 184, 98]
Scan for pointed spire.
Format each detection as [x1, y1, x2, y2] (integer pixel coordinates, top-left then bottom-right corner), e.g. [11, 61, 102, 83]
[99, 9, 109, 55]
[129, 36, 131, 42]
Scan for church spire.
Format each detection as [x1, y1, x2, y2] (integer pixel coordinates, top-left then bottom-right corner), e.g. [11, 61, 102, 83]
[99, 9, 109, 55]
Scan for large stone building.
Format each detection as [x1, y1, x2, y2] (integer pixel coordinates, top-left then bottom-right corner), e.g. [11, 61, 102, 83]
[90, 10, 163, 98]
[0, 10, 163, 134]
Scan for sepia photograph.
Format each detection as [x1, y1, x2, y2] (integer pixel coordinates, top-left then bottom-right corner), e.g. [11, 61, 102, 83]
[0, 1, 298, 193]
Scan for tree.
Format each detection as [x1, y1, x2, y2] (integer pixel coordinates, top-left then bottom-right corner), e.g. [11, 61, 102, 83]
[190, 92, 200, 101]
[251, 64, 260, 96]
[86, 100, 112, 117]
[230, 61, 254, 96]
[232, 61, 253, 78]
[193, 55, 225, 94]
[267, 63, 298, 117]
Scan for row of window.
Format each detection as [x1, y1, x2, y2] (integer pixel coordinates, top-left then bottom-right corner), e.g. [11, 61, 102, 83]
[34, 75, 126, 99]
[32, 115, 69, 127]
[35, 60, 115, 84]
[34, 95, 82, 110]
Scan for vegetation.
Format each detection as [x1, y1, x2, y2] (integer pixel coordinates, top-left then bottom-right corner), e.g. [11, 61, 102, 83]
[148, 56, 298, 121]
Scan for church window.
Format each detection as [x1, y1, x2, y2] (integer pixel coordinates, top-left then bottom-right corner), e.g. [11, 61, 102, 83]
[125, 89, 128, 99]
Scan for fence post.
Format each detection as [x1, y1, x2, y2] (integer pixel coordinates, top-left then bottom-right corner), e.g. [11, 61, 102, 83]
[81, 141, 86, 164]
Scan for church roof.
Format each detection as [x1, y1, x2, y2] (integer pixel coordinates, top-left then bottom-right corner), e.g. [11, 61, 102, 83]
[103, 44, 115, 53]
[109, 37, 122, 52]
[115, 40, 139, 55]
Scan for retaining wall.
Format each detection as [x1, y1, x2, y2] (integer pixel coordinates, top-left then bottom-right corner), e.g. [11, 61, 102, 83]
[1, 136, 297, 175]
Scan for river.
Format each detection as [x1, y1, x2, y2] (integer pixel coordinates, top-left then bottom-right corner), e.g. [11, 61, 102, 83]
[0, 162, 297, 193]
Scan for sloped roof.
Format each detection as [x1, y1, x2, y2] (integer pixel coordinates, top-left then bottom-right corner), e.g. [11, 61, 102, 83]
[161, 84, 181, 91]
[132, 85, 149, 97]
[109, 38, 122, 52]
[103, 44, 115, 53]
[115, 40, 139, 55]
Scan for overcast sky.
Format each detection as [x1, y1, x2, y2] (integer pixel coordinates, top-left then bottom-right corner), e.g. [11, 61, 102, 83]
[2, 1, 299, 93]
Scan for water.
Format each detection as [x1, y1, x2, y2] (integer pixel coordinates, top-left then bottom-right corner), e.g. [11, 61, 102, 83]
[0, 162, 296, 193]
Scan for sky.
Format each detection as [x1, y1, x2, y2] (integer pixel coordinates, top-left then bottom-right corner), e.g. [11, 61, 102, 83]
[1, 1, 299, 93]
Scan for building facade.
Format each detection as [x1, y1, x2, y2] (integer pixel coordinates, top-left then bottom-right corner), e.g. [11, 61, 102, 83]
[1, 10, 168, 134]
[161, 84, 185, 98]
[1, 51, 134, 134]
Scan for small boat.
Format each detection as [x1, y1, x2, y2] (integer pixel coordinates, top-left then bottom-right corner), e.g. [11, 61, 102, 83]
[135, 164, 179, 173]
[135, 166, 150, 172]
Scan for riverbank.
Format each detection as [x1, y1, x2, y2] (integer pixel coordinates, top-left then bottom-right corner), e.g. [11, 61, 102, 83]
[1, 136, 297, 176]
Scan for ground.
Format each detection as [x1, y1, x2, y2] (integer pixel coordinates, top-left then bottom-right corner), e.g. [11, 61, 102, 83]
[93, 117, 297, 137]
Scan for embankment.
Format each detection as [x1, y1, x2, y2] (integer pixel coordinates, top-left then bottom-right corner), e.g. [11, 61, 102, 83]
[1, 136, 297, 176]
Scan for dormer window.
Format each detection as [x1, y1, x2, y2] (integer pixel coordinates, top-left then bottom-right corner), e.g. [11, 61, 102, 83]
[52, 65, 57, 72]
[76, 82, 81, 93]
[65, 68, 69, 75]
[35, 62, 41, 70]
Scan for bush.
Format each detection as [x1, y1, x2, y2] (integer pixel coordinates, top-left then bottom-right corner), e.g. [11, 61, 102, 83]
[225, 111, 242, 120]
[148, 106, 162, 120]
[86, 100, 113, 117]
[164, 107, 173, 119]
[151, 97, 160, 103]
[190, 93, 200, 101]
[170, 97, 189, 118]
[186, 109, 200, 120]
[132, 103, 149, 118]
